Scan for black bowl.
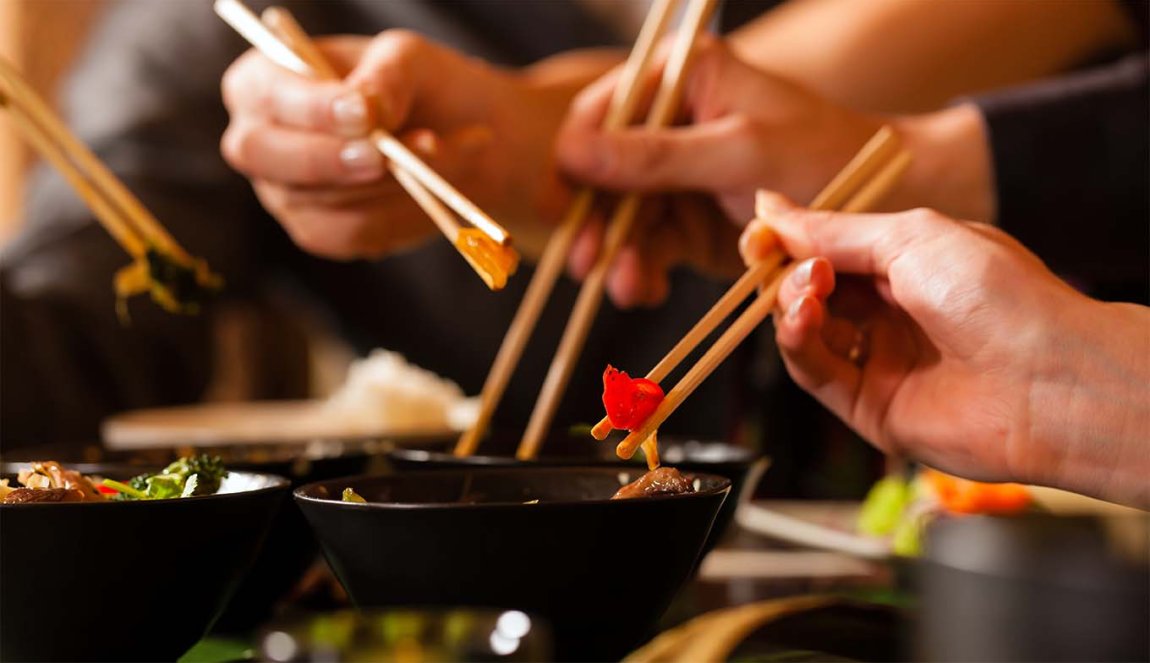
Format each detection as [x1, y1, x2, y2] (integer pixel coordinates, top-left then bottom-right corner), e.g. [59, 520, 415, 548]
[1, 439, 420, 632]
[0, 463, 289, 662]
[295, 467, 730, 661]
[387, 434, 760, 552]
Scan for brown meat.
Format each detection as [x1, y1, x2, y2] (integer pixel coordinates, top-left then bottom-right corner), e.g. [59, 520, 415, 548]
[612, 467, 696, 500]
[3, 487, 87, 503]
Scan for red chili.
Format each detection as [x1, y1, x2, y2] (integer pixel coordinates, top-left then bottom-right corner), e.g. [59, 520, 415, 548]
[602, 365, 665, 431]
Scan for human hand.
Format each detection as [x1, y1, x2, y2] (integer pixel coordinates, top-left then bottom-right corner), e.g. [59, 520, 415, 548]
[221, 32, 589, 260]
[555, 38, 883, 308]
[742, 197, 1150, 506]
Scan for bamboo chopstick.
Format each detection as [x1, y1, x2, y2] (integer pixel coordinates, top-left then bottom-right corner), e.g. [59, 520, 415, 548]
[589, 126, 904, 440]
[614, 130, 910, 459]
[454, 0, 684, 457]
[516, 0, 720, 461]
[0, 57, 188, 261]
[617, 265, 789, 458]
[256, 6, 464, 247]
[214, 0, 511, 247]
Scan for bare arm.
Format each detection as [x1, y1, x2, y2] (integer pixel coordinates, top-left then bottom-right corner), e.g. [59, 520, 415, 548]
[729, 0, 1139, 112]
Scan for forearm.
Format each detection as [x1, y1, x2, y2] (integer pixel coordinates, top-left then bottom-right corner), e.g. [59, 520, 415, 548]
[1029, 299, 1150, 508]
[729, 0, 1139, 113]
[876, 103, 996, 223]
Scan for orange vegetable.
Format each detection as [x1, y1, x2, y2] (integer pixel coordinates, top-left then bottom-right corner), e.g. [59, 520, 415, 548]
[924, 469, 1032, 515]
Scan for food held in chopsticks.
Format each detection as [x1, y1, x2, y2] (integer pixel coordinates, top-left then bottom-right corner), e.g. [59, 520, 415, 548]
[454, 227, 520, 290]
[215, 0, 516, 291]
[602, 365, 666, 470]
[857, 467, 1033, 556]
[0, 57, 221, 320]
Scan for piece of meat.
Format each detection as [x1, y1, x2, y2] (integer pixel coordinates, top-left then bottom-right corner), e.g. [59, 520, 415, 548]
[612, 467, 696, 500]
[3, 487, 87, 503]
[14, 461, 105, 501]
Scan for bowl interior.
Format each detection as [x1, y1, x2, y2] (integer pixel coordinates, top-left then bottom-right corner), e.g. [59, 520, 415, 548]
[298, 466, 730, 506]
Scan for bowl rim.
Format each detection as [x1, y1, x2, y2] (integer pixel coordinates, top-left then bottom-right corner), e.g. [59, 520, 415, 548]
[0, 465, 290, 509]
[387, 438, 761, 467]
[294, 466, 732, 510]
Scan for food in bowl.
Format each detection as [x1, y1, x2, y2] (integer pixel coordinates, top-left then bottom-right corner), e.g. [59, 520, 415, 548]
[1, 455, 230, 503]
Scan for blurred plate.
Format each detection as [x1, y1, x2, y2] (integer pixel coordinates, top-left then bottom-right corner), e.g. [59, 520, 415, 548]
[103, 400, 460, 449]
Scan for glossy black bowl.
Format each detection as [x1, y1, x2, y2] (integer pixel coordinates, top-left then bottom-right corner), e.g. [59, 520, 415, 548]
[1, 439, 419, 632]
[0, 463, 289, 662]
[388, 435, 760, 553]
[295, 467, 731, 661]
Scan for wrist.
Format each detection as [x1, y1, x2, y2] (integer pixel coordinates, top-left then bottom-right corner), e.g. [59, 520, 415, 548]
[1027, 297, 1150, 507]
[887, 103, 996, 222]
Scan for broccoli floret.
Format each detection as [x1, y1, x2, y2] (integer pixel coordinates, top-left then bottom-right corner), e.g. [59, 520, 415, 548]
[160, 454, 228, 496]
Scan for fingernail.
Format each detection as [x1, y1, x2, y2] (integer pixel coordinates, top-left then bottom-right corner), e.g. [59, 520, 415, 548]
[786, 295, 807, 322]
[410, 131, 438, 156]
[790, 258, 814, 289]
[332, 92, 369, 137]
[339, 139, 382, 175]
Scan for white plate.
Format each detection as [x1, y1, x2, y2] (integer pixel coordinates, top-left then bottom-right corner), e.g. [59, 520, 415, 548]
[102, 400, 459, 449]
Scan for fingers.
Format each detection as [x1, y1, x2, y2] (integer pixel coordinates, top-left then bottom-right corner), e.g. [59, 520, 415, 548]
[774, 292, 862, 421]
[221, 122, 385, 185]
[765, 207, 958, 277]
[222, 41, 377, 137]
[556, 114, 763, 192]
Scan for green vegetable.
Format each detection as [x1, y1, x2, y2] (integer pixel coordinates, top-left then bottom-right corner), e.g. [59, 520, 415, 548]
[342, 488, 366, 503]
[103, 454, 228, 501]
[891, 512, 926, 557]
[857, 474, 912, 537]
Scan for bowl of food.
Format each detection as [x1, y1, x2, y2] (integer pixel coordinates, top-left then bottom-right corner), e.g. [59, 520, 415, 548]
[0, 457, 289, 662]
[295, 467, 731, 661]
[388, 433, 760, 553]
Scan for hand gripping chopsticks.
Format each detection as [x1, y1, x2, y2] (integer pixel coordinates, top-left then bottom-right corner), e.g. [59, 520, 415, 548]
[608, 126, 912, 459]
[454, 0, 685, 457]
[0, 57, 221, 318]
[214, 0, 518, 290]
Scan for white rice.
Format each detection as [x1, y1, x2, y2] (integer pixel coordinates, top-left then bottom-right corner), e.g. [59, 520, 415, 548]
[322, 349, 477, 433]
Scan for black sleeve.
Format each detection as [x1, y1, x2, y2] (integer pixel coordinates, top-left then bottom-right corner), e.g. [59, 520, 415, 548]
[0, 0, 269, 450]
[975, 52, 1149, 301]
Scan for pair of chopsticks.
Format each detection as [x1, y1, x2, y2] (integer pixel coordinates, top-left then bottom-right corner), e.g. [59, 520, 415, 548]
[609, 126, 911, 460]
[455, 0, 718, 459]
[213, 0, 516, 290]
[0, 56, 220, 311]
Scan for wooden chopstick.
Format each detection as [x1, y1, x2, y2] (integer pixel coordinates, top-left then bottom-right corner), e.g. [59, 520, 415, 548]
[516, 0, 720, 461]
[0, 57, 188, 261]
[214, 0, 510, 247]
[454, 0, 684, 457]
[841, 149, 911, 213]
[617, 264, 790, 458]
[589, 126, 903, 440]
[614, 128, 909, 458]
[256, 6, 463, 246]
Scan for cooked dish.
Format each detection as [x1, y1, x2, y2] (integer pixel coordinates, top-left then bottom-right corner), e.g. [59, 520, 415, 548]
[612, 467, 696, 500]
[0, 461, 106, 503]
[1, 455, 229, 504]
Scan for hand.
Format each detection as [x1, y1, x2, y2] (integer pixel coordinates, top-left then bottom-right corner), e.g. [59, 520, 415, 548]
[221, 32, 598, 260]
[554, 38, 883, 308]
[742, 198, 1150, 506]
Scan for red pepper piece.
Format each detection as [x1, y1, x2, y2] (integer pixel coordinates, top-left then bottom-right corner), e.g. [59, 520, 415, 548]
[602, 365, 665, 431]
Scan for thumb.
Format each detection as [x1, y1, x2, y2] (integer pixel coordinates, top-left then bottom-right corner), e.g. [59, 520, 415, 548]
[556, 115, 761, 193]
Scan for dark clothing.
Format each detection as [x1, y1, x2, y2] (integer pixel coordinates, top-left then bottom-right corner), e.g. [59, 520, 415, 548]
[977, 52, 1149, 301]
[1, 0, 754, 450]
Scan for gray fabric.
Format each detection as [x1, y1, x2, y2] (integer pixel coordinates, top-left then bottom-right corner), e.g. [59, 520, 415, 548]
[0, 0, 749, 450]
